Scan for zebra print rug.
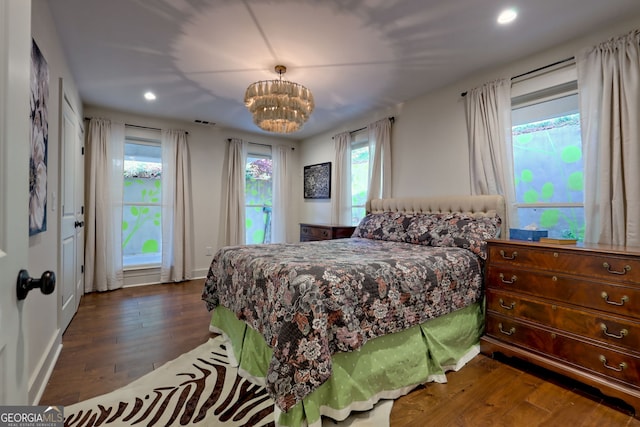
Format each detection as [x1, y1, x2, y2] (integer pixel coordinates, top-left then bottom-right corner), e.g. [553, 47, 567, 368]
[64, 337, 274, 426]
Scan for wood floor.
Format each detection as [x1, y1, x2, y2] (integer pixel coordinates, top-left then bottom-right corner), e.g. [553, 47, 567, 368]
[41, 280, 640, 426]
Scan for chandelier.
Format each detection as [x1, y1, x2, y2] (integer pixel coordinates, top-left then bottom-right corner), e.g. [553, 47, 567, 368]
[244, 65, 314, 134]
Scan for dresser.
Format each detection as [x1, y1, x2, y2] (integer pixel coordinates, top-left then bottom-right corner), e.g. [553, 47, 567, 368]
[299, 223, 356, 242]
[482, 239, 640, 417]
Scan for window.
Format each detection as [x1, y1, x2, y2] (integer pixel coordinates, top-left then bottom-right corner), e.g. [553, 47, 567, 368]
[350, 140, 369, 225]
[123, 141, 162, 267]
[245, 153, 272, 244]
[511, 84, 584, 240]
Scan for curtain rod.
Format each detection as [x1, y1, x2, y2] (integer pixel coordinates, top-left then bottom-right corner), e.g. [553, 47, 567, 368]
[332, 116, 395, 139]
[460, 56, 575, 97]
[83, 117, 189, 134]
[227, 138, 295, 150]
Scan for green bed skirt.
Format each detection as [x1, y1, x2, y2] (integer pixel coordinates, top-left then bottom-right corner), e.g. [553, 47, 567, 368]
[210, 302, 484, 427]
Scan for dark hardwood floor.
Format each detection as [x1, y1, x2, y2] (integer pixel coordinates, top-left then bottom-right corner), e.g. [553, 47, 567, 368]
[40, 280, 213, 406]
[41, 280, 640, 426]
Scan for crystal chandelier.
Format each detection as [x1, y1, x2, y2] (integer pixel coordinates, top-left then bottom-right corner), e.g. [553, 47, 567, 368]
[244, 65, 314, 134]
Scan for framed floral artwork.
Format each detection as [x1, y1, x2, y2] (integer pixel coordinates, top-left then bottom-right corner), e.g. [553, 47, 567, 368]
[303, 162, 331, 199]
[29, 39, 49, 236]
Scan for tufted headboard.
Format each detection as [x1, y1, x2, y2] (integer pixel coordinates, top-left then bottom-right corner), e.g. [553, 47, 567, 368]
[366, 195, 507, 239]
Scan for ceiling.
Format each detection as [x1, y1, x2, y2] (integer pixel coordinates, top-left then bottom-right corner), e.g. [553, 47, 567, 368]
[47, 0, 640, 140]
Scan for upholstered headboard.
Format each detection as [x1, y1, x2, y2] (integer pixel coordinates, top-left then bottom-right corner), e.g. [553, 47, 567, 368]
[366, 195, 507, 238]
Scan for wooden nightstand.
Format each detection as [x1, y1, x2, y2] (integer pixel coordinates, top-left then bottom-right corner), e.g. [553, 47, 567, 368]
[299, 223, 356, 242]
[482, 239, 640, 418]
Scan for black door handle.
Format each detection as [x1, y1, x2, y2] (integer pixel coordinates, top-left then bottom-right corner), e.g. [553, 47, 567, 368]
[17, 270, 56, 300]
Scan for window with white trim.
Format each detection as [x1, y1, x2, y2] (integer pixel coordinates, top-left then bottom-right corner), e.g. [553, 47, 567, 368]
[245, 147, 273, 244]
[123, 140, 162, 267]
[511, 76, 584, 240]
[349, 130, 371, 225]
[350, 136, 369, 226]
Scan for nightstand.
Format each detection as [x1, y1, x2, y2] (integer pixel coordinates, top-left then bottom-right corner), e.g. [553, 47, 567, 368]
[299, 223, 356, 242]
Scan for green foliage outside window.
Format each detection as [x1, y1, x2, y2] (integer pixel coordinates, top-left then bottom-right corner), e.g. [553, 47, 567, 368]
[351, 145, 369, 225]
[512, 114, 584, 240]
[245, 157, 272, 244]
[122, 177, 161, 256]
[122, 143, 162, 266]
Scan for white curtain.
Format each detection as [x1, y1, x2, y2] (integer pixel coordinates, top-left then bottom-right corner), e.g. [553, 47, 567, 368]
[161, 130, 193, 282]
[578, 30, 640, 246]
[224, 138, 246, 246]
[332, 132, 351, 224]
[272, 146, 291, 243]
[464, 78, 515, 227]
[84, 118, 124, 292]
[367, 118, 392, 200]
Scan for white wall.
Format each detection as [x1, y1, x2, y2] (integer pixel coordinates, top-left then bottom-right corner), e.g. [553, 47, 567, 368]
[84, 106, 301, 280]
[28, 0, 83, 404]
[298, 14, 640, 224]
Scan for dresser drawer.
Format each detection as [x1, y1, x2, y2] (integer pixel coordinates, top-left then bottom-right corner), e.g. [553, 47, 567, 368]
[488, 243, 640, 284]
[300, 225, 331, 241]
[486, 289, 640, 353]
[300, 224, 356, 242]
[486, 313, 640, 388]
[486, 265, 640, 318]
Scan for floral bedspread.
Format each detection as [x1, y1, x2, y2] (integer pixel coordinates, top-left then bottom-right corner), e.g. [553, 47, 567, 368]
[202, 237, 483, 411]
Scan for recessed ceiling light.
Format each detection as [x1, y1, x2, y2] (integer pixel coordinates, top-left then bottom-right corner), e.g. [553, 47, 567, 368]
[144, 91, 157, 101]
[497, 8, 517, 25]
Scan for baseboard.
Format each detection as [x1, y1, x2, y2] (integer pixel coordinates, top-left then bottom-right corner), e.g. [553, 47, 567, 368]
[192, 268, 208, 279]
[30, 330, 62, 405]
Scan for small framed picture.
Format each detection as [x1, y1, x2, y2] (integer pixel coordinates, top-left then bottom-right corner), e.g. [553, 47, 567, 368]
[303, 162, 331, 199]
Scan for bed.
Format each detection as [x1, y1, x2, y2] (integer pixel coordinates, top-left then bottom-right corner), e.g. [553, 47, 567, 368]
[202, 195, 505, 427]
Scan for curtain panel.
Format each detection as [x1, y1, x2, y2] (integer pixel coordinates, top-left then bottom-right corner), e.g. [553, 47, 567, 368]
[161, 130, 194, 282]
[578, 29, 640, 246]
[84, 118, 124, 292]
[223, 138, 246, 246]
[272, 145, 291, 243]
[464, 78, 515, 228]
[332, 132, 351, 225]
[367, 118, 392, 201]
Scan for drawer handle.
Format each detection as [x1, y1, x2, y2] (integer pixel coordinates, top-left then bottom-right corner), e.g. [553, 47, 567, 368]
[602, 262, 631, 275]
[499, 250, 517, 260]
[498, 323, 516, 336]
[499, 298, 515, 310]
[599, 355, 627, 372]
[600, 323, 629, 339]
[600, 292, 629, 306]
[499, 273, 517, 284]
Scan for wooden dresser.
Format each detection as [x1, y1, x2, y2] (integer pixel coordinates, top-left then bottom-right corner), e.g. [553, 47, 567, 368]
[299, 223, 356, 242]
[482, 239, 640, 417]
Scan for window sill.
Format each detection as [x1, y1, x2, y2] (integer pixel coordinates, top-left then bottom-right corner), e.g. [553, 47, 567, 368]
[123, 266, 161, 287]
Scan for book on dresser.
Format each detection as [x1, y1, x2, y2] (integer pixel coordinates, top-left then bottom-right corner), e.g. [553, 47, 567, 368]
[481, 239, 640, 419]
[538, 237, 578, 245]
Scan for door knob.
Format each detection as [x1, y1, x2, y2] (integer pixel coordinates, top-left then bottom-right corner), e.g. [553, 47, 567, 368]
[17, 270, 56, 300]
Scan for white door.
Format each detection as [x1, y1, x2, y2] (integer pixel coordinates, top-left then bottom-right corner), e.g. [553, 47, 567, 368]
[0, 0, 32, 404]
[75, 125, 85, 310]
[59, 91, 84, 332]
